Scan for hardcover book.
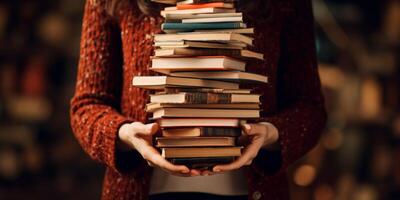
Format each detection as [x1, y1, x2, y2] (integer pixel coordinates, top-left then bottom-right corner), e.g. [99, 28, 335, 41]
[161, 147, 242, 158]
[156, 137, 236, 147]
[151, 108, 260, 119]
[157, 118, 246, 128]
[155, 41, 245, 49]
[151, 56, 246, 72]
[154, 48, 263, 60]
[162, 127, 242, 137]
[132, 76, 239, 90]
[146, 102, 259, 112]
[169, 71, 268, 83]
[150, 92, 260, 104]
[154, 32, 253, 46]
[160, 88, 252, 94]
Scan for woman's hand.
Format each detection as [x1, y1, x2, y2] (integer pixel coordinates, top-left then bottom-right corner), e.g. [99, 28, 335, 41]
[212, 123, 279, 173]
[118, 122, 200, 177]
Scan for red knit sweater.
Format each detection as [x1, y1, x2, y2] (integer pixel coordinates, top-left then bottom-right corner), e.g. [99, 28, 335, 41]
[70, 0, 326, 199]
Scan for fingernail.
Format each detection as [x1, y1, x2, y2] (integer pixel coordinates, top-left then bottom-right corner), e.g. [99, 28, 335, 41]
[213, 168, 220, 172]
[244, 124, 251, 130]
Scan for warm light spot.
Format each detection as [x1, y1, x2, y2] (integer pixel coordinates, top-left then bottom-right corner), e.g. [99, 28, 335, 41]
[293, 164, 316, 186]
[359, 77, 382, 120]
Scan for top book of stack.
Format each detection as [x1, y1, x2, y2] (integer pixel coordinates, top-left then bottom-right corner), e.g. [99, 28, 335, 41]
[132, 0, 266, 89]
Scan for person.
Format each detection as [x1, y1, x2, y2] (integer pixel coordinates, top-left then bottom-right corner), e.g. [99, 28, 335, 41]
[70, 0, 327, 199]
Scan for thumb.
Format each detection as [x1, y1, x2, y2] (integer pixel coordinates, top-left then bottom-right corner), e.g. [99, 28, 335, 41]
[145, 123, 159, 135]
[131, 122, 158, 135]
[242, 124, 252, 135]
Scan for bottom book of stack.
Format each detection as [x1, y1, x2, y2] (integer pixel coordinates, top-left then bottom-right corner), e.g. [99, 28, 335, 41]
[156, 123, 244, 169]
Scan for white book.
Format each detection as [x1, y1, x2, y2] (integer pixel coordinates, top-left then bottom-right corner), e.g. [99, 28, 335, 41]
[151, 57, 246, 72]
[132, 76, 239, 90]
[154, 41, 246, 49]
[154, 32, 253, 46]
[169, 71, 268, 83]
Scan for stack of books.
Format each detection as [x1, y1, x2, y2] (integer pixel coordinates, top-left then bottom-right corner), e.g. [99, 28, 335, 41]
[132, 0, 267, 169]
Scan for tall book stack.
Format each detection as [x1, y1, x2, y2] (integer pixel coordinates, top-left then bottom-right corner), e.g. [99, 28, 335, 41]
[132, 0, 267, 169]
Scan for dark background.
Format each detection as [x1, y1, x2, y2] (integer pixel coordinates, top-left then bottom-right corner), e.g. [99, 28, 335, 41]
[0, 0, 399, 199]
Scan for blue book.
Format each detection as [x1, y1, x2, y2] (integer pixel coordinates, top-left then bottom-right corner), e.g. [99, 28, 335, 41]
[161, 22, 246, 31]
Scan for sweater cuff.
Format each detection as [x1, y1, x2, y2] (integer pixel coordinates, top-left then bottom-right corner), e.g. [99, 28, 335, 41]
[102, 115, 145, 175]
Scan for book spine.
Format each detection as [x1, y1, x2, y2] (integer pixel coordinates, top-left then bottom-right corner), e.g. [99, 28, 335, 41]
[177, 3, 225, 10]
[178, 0, 236, 5]
[164, 88, 227, 94]
[177, 48, 241, 57]
[169, 157, 235, 165]
[162, 23, 244, 30]
[184, 93, 232, 104]
[201, 127, 242, 137]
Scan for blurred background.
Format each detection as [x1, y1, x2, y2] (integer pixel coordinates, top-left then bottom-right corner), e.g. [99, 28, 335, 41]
[0, 0, 399, 199]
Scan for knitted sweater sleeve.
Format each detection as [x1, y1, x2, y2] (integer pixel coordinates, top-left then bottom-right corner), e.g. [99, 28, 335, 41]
[70, 0, 139, 174]
[253, 0, 327, 175]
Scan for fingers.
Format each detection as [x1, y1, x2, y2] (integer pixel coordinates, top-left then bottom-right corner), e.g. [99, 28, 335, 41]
[200, 170, 214, 176]
[242, 123, 268, 136]
[190, 169, 202, 176]
[213, 141, 262, 172]
[138, 144, 191, 176]
[131, 122, 159, 136]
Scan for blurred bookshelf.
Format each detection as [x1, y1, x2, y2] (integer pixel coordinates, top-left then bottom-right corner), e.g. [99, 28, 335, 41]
[0, 1, 103, 199]
[288, 1, 400, 200]
[0, 0, 399, 199]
